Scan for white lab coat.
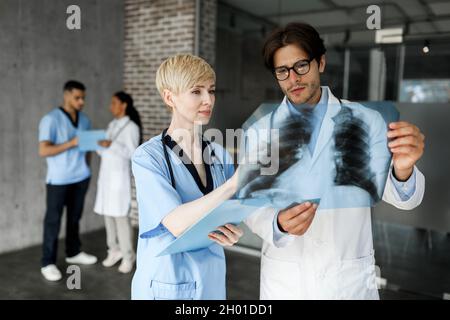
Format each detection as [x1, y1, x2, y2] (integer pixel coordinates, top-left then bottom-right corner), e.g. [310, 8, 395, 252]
[94, 116, 140, 217]
[244, 88, 425, 300]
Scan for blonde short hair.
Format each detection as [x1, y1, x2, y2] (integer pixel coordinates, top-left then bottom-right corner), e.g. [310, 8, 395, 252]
[155, 54, 216, 100]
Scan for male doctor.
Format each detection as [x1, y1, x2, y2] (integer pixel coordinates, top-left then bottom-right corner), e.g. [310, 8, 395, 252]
[243, 22, 425, 299]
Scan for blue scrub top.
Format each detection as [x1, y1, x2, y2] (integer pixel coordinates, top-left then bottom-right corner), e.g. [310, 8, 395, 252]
[38, 107, 91, 185]
[131, 133, 235, 300]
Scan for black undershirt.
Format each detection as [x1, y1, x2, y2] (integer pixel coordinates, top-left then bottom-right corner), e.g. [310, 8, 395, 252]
[59, 106, 79, 128]
[163, 134, 214, 195]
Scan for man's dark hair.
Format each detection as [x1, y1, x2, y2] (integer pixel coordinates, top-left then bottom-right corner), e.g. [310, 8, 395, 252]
[63, 80, 86, 92]
[262, 22, 327, 70]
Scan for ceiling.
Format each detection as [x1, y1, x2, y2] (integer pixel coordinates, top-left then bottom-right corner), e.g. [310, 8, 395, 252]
[219, 0, 450, 41]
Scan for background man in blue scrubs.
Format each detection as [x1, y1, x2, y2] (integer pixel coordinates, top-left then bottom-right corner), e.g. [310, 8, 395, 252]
[38, 80, 97, 282]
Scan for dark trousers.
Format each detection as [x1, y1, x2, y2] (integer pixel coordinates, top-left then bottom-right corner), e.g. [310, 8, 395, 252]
[41, 178, 90, 267]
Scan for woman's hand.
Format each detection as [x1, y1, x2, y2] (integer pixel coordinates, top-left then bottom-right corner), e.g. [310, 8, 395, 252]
[208, 224, 243, 247]
[98, 139, 112, 148]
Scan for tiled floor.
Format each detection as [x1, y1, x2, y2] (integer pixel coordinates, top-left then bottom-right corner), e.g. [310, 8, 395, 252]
[372, 221, 450, 299]
[0, 225, 448, 300]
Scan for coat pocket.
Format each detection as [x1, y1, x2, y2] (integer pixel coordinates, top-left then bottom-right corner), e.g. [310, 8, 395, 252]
[335, 251, 379, 299]
[260, 254, 301, 299]
[150, 280, 196, 300]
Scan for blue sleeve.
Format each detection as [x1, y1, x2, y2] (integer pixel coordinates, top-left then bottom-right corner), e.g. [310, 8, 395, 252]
[272, 210, 286, 241]
[219, 147, 236, 200]
[132, 147, 182, 239]
[38, 115, 56, 142]
[223, 149, 235, 180]
[390, 169, 417, 201]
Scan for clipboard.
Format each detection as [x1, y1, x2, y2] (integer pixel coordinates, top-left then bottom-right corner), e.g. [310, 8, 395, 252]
[156, 197, 320, 256]
[77, 130, 106, 151]
[156, 199, 269, 256]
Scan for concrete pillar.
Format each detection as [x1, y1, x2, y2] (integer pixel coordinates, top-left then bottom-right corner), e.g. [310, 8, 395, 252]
[368, 48, 386, 101]
[0, 0, 124, 254]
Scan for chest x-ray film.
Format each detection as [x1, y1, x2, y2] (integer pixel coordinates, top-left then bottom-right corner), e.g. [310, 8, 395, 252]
[236, 99, 400, 211]
[158, 100, 399, 255]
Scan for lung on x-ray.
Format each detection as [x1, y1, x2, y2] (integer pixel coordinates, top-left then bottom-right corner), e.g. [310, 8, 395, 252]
[236, 100, 400, 211]
[156, 100, 401, 255]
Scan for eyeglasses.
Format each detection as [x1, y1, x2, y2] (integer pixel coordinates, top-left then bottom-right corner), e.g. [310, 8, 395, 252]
[273, 58, 313, 81]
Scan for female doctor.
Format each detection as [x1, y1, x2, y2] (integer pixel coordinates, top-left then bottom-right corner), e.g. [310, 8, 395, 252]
[94, 91, 141, 273]
[131, 54, 242, 300]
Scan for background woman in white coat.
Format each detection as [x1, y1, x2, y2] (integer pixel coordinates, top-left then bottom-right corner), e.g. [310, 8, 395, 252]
[94, 91, 141, 273]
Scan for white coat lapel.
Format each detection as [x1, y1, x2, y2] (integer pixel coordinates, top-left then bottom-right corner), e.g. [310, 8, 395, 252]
[310, 87, 341, 167]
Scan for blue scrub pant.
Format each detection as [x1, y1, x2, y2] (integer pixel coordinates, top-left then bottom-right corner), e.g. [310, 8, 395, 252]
[41, 178, 90, 267]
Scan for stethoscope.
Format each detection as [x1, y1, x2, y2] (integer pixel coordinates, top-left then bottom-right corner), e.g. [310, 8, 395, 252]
[161, 128, 226, 190]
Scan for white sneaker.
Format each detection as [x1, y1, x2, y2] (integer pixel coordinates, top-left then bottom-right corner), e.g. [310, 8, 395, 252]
[118, 258, 135, 274]
[102, 251, 123, 267]
[65, 252, 98, 265]
[41, 264, 62, 282]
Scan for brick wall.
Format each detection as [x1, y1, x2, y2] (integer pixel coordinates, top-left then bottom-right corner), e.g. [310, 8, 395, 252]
[199, 0, 217, 66]
[123, 0, 217, 223]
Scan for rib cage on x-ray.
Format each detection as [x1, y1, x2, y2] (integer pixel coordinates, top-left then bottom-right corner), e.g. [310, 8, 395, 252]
[332, 106, 379, 202]
[238, 111, 312, 199]
[238, 105, 380, 202]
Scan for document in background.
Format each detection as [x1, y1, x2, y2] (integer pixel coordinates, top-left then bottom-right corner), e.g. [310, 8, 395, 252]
[77, 130, 106, 151]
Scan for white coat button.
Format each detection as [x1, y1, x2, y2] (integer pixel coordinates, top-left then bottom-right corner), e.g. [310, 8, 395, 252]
[313, 239, 324, 246]
[317, 271, 325, 280]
